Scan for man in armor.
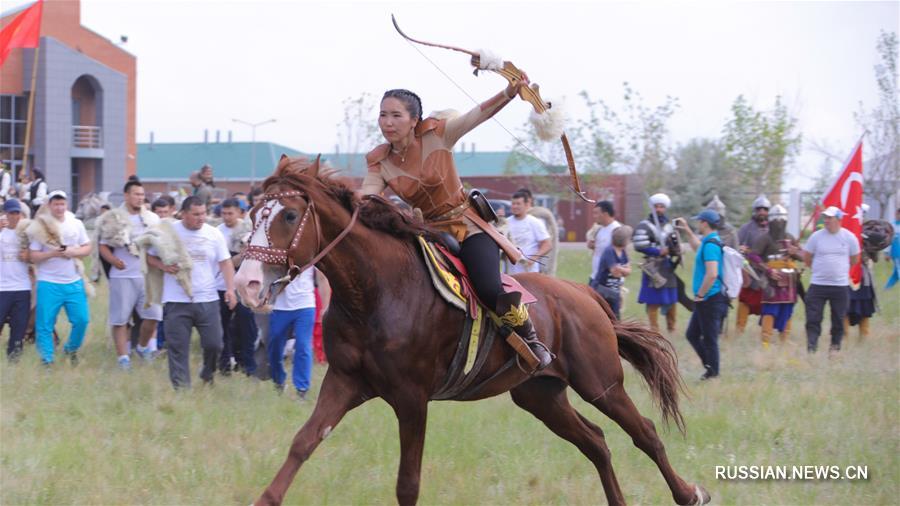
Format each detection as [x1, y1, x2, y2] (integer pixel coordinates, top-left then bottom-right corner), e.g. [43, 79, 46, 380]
[846, 207, 892, 339]
[706, 195, 738, 249]
[748, 204, 800, 346]
[633, 193, 681, 332]
[735, 195, 771, 335]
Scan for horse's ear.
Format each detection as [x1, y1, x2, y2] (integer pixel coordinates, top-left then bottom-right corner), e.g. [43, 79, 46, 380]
[275, 154, 291, 175]
[308, 154, 321, 178]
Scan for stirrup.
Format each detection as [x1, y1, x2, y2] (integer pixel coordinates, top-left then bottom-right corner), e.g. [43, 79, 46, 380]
[524, 337, 554, 371]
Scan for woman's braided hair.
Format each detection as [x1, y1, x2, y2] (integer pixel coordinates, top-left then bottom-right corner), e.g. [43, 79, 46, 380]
[382, 89, 423, 121]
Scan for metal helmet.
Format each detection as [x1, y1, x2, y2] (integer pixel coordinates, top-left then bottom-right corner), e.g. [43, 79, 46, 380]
[769, 204, 788, 221]
[706, 195, 726, 216]
[752, 194, 771, 210]
[649, 193, 671, 209]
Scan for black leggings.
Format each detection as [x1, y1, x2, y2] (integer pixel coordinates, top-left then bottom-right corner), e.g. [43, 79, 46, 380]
[459, 233, 503, 310]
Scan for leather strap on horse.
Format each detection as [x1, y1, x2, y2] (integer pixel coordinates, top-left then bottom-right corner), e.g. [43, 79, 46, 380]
[289, 204, 361, 277]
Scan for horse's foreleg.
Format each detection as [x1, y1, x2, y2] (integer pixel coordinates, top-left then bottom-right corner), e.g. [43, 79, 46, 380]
[255, 369, 368, 506]
[593, 383, 710, 505]
[510, 377, 626, 506]
[391, 394, 429, 506]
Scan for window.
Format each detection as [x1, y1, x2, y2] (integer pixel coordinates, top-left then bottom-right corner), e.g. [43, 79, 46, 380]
[0, 94, 28, 180]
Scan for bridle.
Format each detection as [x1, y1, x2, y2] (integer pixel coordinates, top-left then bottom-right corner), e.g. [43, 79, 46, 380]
[243, 189, 360, 288]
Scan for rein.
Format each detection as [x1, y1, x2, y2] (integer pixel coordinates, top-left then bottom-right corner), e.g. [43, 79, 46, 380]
[243, 189, 361, 283]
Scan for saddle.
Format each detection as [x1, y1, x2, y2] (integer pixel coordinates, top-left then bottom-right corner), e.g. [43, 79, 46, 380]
[417, 237, 540, 401]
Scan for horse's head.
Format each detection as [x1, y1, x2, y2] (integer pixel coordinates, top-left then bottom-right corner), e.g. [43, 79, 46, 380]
[236, 154, 344, 312]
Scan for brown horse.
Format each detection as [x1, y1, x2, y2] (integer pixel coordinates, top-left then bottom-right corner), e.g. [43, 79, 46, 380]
[234, 156, 711, 506]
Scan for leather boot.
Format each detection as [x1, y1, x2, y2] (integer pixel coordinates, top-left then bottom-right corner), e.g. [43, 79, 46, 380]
[736, 302, 750, 335]
[781, 317, 792, 342]
[646, 305, 660, 331]
[497, 292, 553, 370]
[665, 305, 677, 333]
[761, 315, 775, 348]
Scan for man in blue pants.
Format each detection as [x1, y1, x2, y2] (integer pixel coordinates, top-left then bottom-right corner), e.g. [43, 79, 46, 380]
[677, 209, 730, 380]
[268, 268, 318, 399]
[27, 191, 92, 366]
[0, 199, 31, 362]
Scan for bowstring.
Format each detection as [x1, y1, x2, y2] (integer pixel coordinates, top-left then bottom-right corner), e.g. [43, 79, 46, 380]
[399, 39, 557, 171]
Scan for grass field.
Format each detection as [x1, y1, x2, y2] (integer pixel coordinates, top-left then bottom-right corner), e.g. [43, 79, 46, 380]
[1, 247, 898, 505]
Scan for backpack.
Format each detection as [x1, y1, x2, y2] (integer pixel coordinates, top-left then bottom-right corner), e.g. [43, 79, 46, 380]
[700, 237, 744, 299]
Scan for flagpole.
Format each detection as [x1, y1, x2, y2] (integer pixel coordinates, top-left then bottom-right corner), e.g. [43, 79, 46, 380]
[21, 40, 40, 177]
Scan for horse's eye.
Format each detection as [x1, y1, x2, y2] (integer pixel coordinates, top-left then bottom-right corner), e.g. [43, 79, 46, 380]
[284, 210, 299, 224]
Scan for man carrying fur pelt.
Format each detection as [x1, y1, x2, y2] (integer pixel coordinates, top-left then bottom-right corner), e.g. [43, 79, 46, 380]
[147, 196, 236, 389]
[96, 177, 161, 370]
[26, 191, 92, 366]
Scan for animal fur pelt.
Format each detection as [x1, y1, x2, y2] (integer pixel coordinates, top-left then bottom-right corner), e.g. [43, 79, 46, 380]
[14, 218, 31, 249]
[528, 206, 559, 276]
[227, 218, 253, 254]
[89, 206, 160, 281]
[134, 218, 193, 306]
[13, 218, 37, 310]
[24, 206, 96, 297]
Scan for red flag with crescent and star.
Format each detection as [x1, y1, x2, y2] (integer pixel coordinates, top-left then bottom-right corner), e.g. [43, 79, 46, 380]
[0, 0, 43, 67]
[820, 139, 864, 285]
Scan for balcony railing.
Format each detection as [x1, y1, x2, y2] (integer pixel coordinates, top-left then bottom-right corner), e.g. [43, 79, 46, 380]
[73, 125, 102, 149]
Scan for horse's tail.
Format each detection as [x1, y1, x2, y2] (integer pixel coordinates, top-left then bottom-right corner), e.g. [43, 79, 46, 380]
[581, 285, 686, 433]
[614, 319, 686, 433]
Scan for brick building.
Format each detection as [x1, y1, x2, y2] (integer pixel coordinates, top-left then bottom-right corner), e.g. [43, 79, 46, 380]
[1, 0, 135, 206]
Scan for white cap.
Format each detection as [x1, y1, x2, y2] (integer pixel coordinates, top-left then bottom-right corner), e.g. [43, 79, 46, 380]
[48, 190, 68, 200]
[821, 206, 843, 218]
[649, 193, 671, 208]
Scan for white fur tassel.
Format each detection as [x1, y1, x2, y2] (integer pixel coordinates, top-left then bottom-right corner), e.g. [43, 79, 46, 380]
[475, 48, 504, 71]
[528, 98, 567, 141]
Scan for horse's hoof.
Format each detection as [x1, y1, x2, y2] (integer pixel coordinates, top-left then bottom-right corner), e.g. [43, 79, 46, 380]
[691, 484, 710, 505]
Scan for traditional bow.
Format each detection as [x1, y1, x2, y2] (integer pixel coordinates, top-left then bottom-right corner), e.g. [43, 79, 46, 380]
[391, 15, 595, 204]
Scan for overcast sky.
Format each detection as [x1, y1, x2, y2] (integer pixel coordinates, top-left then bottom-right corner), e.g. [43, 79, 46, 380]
[10, 0, 900, 190]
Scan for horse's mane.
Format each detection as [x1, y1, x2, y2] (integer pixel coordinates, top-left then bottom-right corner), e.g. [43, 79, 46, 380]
[262, 156, 439, 243]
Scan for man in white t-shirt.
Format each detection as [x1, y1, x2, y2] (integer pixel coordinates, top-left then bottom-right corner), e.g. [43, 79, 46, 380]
[215, 198, 257, 376]
[788, 206, 861, 353]
[0, 199, 31, 361]
[505, 191, 551, 274]
[28, 191, 92, 366]
[587, 200, 622, 284]
[267, 268, 323, 399]
[98, 179, 161, 370]
[147, 196, 236, 388]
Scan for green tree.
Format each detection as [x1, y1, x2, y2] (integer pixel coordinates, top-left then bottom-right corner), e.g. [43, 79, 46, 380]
[335, 92, 381, 173]
[855, 30, 899, 220]
[507, 82, 678, 196]
[721, 95, 801, 209]
[667, 138, 734, 220]
[578, 83, 679, 191]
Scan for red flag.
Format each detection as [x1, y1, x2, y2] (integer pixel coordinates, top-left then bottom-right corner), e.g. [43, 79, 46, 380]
[821, 139, 864, 285]
[0, 0, 43, 67]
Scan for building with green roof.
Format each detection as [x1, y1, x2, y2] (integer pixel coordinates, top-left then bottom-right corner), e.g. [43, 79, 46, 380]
[137, 141, 304, 182]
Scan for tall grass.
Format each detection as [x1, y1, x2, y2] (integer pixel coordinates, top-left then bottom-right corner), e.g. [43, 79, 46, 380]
[1, 248, 897, 505]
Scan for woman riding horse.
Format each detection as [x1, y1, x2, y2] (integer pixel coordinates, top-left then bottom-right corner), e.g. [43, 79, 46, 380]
[361, 83, 552, 368]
